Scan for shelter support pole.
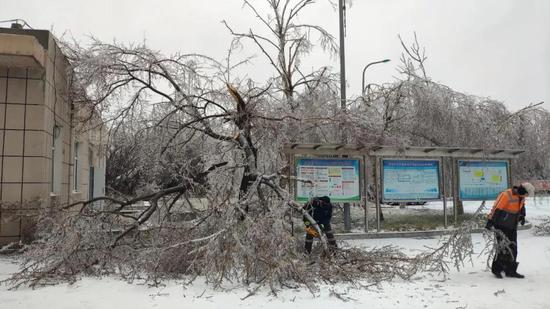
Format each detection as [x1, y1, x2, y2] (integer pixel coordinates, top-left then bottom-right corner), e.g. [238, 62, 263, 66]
[441, 157, 448, 228]
[375, 157, 381, 231]
[363, 155, 368, 232]
[507, 159, 514, 187]
[342, 155, 351, 232]
[451, 158, 459, 225]
[343, 203, 351, 232]
[288, 153, 294, 236]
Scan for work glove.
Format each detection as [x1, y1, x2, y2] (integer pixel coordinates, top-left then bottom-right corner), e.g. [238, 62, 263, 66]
[485, 219, 493, 230]
[519, 217, 526, 226]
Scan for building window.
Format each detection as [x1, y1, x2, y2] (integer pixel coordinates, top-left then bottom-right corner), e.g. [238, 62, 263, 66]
[73, 141, 80, 192]
[88, 147, 94, 200]
[52, 125, 63, 194]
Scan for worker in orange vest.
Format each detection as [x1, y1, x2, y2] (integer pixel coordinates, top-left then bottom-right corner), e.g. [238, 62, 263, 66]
[485, 182, 535, 278]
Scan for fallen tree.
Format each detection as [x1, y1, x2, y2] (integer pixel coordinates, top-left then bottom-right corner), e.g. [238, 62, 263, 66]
[3, 3, 543, 292]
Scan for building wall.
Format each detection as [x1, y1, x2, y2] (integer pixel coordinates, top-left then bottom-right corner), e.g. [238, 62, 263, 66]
[0, 29, 105, 245]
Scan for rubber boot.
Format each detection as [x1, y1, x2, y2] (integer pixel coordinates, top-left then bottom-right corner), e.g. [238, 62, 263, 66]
[505, 262, 525, 279]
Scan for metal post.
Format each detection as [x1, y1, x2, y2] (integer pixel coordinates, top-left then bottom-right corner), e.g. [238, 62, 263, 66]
[375, 157, 381, 231]
[288, 153, 294, 236]
[363, 155, 368, 232]
[338, 0, 351, 232]
[507, 159, 517, 188]
[441, 157, 448, 228]
[451, 158, 459, 225]
[338, 0, 346, 110]
[341, 158, 352, 232]
[343, 201, 351, 232]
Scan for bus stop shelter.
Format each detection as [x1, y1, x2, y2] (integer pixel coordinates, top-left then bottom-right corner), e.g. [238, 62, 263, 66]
[284, 143, 525, 233]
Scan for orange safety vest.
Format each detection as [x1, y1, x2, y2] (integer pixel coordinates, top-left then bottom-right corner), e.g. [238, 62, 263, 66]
[488, 189, 525, 218]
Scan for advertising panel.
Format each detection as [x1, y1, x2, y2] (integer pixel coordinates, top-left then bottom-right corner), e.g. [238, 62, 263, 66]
[296, 158, 361, 202]
[458, 160, 509, 200]
[382, 159, 440, 201]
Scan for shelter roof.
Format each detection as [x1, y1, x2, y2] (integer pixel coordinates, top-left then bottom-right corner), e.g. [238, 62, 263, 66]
[283, 143, 524, 159]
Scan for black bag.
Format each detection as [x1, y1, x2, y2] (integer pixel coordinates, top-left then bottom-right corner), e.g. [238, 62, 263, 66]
[492, 208, 519, 230]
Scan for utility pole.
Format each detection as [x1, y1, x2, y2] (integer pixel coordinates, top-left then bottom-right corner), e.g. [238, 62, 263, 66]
[338, 0, 351, 232]
[338, 0, 346, 110]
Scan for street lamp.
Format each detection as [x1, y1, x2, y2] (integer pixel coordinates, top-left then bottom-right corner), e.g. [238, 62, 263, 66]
[361, 59, 390, 96]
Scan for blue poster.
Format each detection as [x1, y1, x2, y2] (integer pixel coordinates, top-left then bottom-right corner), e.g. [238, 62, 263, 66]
[296, 158, 361, 202]
[458, 160, 509, 200]
[382, 159, 440, 201]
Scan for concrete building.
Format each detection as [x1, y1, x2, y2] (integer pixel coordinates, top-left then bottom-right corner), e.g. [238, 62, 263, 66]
[0, 24, 105, 245]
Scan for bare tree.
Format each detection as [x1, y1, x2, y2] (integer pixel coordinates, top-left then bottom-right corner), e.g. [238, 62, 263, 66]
[2, 34, 478, 292]
[223, 0, 338, 110]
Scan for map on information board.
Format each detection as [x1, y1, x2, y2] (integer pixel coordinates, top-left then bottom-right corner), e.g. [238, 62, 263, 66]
[382, 159, 440, 201]
[458, 160, 509, 200]
[296, 158, 361, 202]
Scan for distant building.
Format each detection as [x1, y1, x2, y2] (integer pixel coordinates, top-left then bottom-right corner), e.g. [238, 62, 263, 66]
[0, 24, 105, 245]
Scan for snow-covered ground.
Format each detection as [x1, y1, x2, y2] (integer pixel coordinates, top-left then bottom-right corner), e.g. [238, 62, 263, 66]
[1, 197, 549, 309]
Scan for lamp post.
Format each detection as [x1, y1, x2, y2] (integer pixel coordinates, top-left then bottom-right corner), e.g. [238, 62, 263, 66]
[361, 59, 390, 96]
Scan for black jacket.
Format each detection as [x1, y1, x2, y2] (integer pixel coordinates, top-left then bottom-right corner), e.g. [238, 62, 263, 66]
[303, 196, 333, 226]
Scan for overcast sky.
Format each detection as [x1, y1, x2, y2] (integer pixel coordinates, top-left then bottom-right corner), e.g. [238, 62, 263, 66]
[1, 0, 549, 111]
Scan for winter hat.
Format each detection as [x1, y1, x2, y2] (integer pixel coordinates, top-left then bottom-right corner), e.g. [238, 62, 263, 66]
[521, 182, 536, 196]
[517, 186, 528, 196]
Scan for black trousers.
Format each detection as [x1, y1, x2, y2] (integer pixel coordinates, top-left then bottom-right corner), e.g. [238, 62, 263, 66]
[492, 226, 518, 274]
[305, 223, 337, 254]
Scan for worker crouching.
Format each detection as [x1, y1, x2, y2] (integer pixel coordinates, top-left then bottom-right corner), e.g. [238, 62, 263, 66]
[303, 196, 338, 254]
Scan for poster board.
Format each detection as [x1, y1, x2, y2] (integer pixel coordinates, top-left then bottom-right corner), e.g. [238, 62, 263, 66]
[295, 158, 361, 202]
[382, 159, 440, 202]
[458, 160, 509, 200]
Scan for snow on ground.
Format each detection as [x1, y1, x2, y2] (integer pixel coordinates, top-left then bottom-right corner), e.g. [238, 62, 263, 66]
[1, 197, 549, 309]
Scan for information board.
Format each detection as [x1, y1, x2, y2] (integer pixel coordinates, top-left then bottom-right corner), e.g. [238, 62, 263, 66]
[382, 159, 440, 201]
[296, 158, 361, 202]
[458, 160, 509, 200]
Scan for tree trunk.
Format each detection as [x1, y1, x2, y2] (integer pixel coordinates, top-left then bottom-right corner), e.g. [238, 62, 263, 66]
[456, 199, 464, 216]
